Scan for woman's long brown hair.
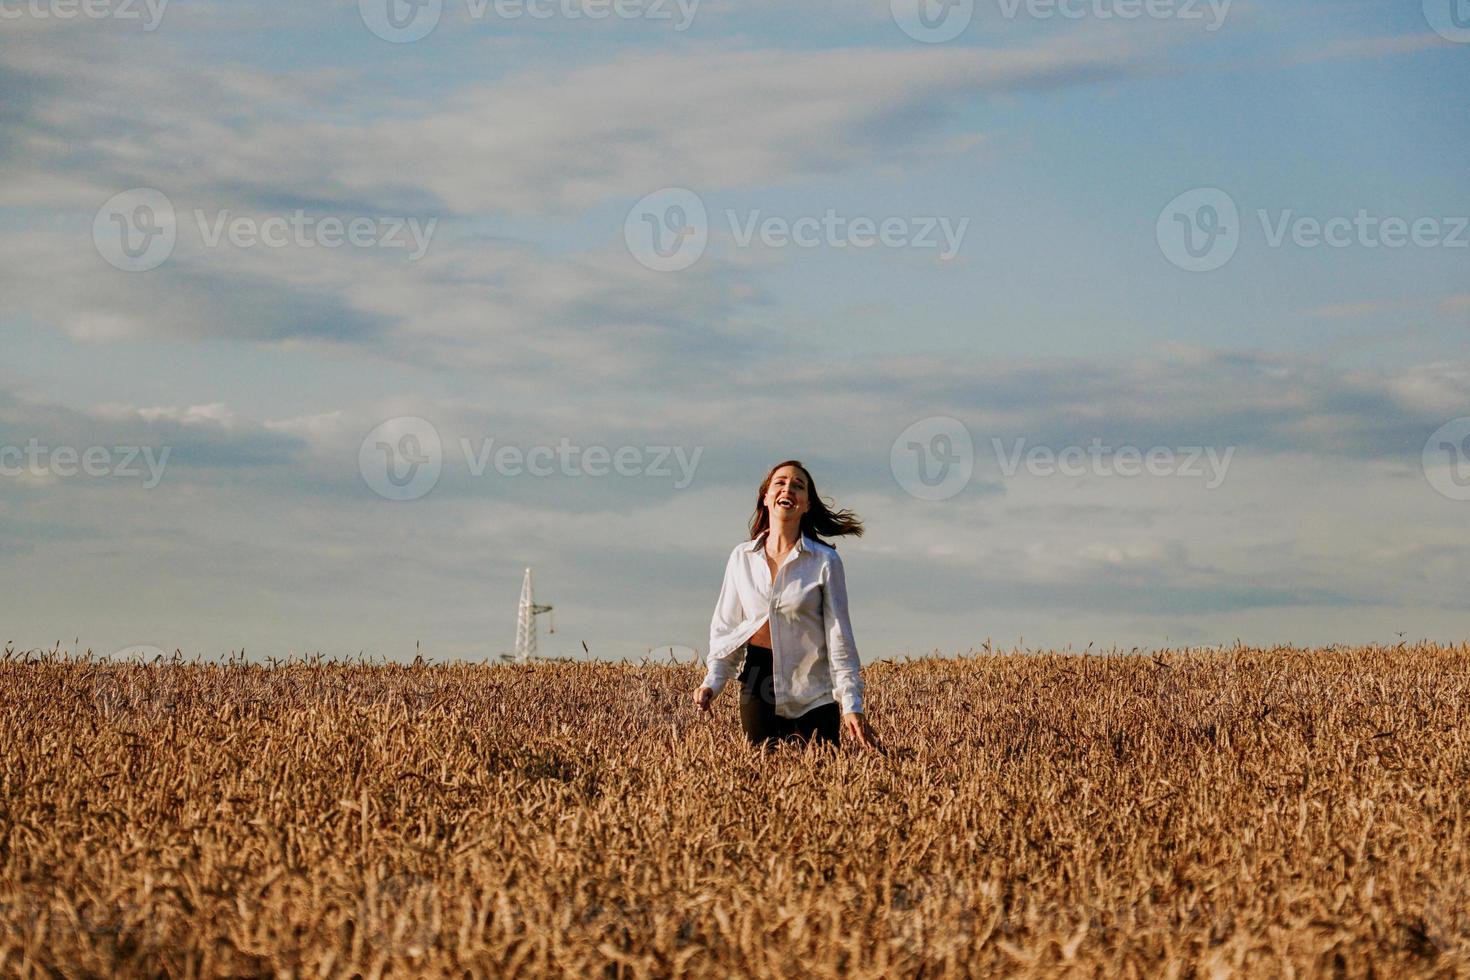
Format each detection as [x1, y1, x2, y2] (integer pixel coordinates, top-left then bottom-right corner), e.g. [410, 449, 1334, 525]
[748, 459, 864, 547]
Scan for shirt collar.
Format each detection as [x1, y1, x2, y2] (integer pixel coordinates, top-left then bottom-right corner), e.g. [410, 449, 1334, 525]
[745, 529, 811, 555]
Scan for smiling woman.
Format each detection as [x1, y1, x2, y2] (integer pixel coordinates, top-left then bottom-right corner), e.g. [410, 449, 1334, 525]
[692, 460, 881, 753]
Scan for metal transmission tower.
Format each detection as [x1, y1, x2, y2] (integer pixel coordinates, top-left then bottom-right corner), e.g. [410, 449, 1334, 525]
[514, 567, 554, 662]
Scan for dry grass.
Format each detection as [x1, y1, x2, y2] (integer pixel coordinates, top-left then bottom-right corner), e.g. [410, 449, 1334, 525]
[3, 642, 1469, 978]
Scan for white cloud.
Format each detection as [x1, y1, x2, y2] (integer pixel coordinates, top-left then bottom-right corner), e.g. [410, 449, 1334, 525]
[1284, 32, 1458, 65]
[3, 337, 1469, 660]
[0, 28, 1156, 214]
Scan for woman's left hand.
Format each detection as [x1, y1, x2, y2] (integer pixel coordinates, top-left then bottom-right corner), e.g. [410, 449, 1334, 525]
[841, 712, 883, 753]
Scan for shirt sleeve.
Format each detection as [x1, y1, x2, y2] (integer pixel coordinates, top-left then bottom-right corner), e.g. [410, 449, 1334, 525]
[701, 546, 748, 697]
[821, 550, 865, 715]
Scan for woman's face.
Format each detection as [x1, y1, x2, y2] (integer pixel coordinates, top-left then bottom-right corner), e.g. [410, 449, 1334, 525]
[764, 464, 810, 523]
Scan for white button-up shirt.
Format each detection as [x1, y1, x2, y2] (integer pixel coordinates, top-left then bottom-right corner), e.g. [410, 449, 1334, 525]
[702, 530, 865, 718]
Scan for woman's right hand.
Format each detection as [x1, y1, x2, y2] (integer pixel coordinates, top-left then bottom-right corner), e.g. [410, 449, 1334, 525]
[692, 686, 715, 713]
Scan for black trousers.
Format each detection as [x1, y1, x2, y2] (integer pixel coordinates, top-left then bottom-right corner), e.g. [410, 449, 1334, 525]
[738, 644, 840, 749]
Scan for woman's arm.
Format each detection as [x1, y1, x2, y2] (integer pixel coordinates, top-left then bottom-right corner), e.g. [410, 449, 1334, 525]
[821, 550, 865, 716]
[700, 546, 747, 700]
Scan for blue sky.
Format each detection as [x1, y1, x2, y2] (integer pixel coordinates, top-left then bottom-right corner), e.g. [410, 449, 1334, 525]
[1, 0, 1467, 662]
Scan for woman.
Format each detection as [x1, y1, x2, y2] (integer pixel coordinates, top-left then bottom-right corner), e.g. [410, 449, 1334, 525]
[692, 460, 881, 752]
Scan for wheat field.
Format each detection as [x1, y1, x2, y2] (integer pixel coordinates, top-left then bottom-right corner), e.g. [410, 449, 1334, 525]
[2, 642, 1468, 978]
